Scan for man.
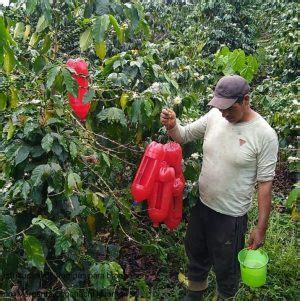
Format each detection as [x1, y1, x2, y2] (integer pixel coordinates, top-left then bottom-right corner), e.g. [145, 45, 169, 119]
[160, 75, 278, 300]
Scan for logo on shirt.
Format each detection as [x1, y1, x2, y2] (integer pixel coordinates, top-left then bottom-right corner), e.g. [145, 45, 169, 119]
[239, 139, 246, 146]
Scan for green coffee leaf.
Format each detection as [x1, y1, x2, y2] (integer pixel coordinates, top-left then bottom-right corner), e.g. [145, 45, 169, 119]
[240, 65, 254, 82]
[0, 92, 7, 111]
[90, 262, 111, 290]
[0, 215, 16, 239]
[91, 192, 106, 214]
[23, 235, 45, 272]
[26, 0, 38, 15]
[36, 15, 49, 32]
[97, 107, 127, 126]
[80, 29, 92, 52]
[83, 87, 95, 103]
[286, 184, 300, 209]
[23, 24, 31, 40]
[32, 215, 61, 235]
[6, 119, 16, 140]
[10, 88, 19, 109]
[229, 49, 246, 72]
[62, 222, 83, 245]
[69, 141, 78, 159]
[31, 164, 51, 186]
[41, 133, 54, 152]
[33, 56, 47, 74]
[124, 4, 140, 32]
[22, 181, 31, 199]
[67, 172, 82, 191]
[131, 98, 143, 124]
[111, 205, 119, 231]
[46, 118, 63, 126]
[29, 32, 39, 47]
[109, 261, 123, 275]
[93, 14, 110, 43]
[41, 0, 52, 21]
[109, 15, 123, 43]
[215, 47, 259, 83]
[143, 98, 154, 117]
[46, 66, 60, 89]
[95, 41, 106, 59]
[65, 261, 72, 273]
[247, 55, 259, 73]
[40, 34, 51, 54]
[14, 22, 25, 39]
[69, 196, 85, 218]
[3, 46, 16, 74]
[95, 0, 110, 15]
[62, 67, 78, 97]
[0, 16, 15, 47]
[136, 18, 150, 37]
[54, 235, 72, 256]
[101, 153, 110, 167]
[0, 46, 3, 66]
[15, 145, 30, 165]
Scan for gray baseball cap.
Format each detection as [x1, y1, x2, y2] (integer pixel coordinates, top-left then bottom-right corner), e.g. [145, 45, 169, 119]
[208, 75, 250, 109]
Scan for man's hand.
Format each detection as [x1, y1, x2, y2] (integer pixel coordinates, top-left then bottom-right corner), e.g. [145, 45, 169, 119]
[247, 181, 272, 250]
[247, 227, 266, 250]
[160, 108, 176, 130]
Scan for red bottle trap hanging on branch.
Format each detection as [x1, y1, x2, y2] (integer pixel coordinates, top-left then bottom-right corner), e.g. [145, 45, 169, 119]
[66, 58, 90, 121]
[131, 141, 185, 231]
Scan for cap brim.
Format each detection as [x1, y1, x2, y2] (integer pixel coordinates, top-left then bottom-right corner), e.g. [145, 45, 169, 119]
[208, 96, 237, 110]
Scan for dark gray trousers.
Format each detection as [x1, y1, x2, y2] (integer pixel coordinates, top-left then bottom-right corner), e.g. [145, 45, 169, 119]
[184, 201, 248, 298]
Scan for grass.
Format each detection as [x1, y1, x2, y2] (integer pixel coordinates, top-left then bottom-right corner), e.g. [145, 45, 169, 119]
[151, 197, 298, 301]
[233, 198, 298, 301]
[40, 198, 297, 301]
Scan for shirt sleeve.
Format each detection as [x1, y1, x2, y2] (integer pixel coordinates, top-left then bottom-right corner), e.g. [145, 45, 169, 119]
[167, 111, 209, 144]
[257, 131, 279, 182]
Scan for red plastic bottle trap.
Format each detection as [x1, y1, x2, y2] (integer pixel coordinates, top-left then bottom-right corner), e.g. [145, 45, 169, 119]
[131, 141, 185, 231]
[66, 58, 91, 121]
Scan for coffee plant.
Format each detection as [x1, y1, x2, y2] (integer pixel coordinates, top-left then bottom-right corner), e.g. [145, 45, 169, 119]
[0, 0, 298, 299]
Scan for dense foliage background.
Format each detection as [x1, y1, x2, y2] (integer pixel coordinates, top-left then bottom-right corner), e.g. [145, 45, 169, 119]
[0, 0, 298, 300]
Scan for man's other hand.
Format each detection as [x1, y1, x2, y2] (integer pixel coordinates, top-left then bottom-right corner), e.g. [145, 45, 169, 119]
[247, 227, 266, 250]
[160, 108, 176, 130]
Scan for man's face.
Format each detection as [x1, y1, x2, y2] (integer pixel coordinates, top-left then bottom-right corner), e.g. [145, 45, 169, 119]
[218, 100, 246, 123]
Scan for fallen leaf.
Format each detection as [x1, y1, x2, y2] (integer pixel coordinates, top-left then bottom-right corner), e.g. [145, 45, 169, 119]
[136, 258, 145, 268]
[125, 263, 131, 276]
[118, 297, 135, 301]
[291, 206, 300, 221]
[178, 272, 188, 287]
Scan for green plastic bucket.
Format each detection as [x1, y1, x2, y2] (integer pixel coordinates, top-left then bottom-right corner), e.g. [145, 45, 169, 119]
[238, 248, 269, 287]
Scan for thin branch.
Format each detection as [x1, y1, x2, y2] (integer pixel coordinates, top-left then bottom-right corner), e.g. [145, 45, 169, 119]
[80, 159, 139, 220]
[69, 113, 142, 153]
[48, 189, 65, 197]
[46, 261, 68, 292]
[94, 140, 125, 154]
[80, 136, 125, 155]
[88, 183, 149, 221]
[0, 225, 34, 242]
[68, 197, 80, 224]
[93, 141, 136, 166]
[80, 159, 116, 196]
[119, 221, 143, 245]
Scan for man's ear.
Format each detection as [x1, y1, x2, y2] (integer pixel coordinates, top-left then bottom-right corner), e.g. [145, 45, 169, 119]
[244, 94, 250, 105]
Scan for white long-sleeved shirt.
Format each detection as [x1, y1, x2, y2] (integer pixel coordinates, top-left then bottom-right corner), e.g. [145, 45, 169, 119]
[168, 108, 278, 216]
